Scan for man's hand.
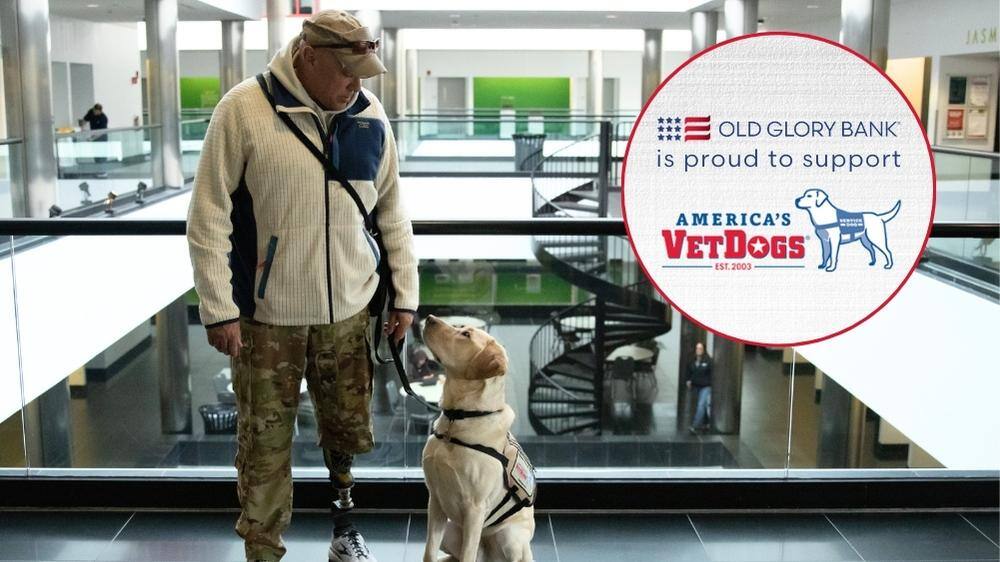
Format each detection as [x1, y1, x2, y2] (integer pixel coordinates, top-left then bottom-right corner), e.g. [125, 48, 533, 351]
[207, 322, 243, 357]
[384, 310, 415, 346]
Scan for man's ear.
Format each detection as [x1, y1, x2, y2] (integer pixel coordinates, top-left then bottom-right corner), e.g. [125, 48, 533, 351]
[466, 341, 508, 380]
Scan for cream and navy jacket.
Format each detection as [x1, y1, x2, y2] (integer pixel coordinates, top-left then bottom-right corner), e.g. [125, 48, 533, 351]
[187, 46, 418, 328]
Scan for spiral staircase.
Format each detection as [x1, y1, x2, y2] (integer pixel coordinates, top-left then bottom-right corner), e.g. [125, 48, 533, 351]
[525, 129, 672, 436]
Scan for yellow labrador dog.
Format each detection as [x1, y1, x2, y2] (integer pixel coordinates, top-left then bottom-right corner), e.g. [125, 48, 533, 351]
[421, 315, 536, 562]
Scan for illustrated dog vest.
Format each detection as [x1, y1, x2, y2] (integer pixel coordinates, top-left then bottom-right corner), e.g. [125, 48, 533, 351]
[433, 409, 537, 528]
[817, 209, 865, 241]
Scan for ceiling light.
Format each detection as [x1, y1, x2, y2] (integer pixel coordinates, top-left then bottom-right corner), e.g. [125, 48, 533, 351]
[807, 4, 819, 8]
[449, 14, 460, 18]
[606, 14, 618, 19]
[86, 3, 99, 7]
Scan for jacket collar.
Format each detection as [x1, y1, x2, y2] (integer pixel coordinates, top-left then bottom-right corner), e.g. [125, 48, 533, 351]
[271, 74, 371, 117]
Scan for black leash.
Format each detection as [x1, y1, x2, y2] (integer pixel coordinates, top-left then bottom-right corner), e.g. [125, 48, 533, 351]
[384, 330, 440, 413]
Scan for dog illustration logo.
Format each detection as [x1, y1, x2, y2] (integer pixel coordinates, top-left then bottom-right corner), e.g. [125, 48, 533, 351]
[795, 188, 901, 272]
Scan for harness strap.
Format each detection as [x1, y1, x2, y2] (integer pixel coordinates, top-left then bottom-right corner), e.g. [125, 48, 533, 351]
[442, 408, 503, 421]
[433, 433, 508, 465]
[814, 222, 838, 229]
[489, 497, 533, 528]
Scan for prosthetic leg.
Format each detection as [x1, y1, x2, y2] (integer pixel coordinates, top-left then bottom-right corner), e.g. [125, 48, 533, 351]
[324, 448, 356, 538]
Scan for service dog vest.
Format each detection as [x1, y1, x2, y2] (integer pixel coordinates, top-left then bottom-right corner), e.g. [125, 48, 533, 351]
[433, 409, 537, 528]
[817, 210, 866, 241]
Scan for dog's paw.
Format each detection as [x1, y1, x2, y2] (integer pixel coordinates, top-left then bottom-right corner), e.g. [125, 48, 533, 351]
[825, 266, 837, 272]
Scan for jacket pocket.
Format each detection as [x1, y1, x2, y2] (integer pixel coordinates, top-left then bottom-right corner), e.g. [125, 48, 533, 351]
[361, 226, 381, 270]
[257, 235, 278, 299]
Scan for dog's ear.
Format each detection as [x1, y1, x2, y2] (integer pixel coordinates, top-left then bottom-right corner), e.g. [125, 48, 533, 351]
[466, 340, 508, 379]
[816, 191, 828, 207]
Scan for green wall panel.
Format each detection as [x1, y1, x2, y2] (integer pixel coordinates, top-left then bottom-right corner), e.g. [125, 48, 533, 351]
[472, 77, 571, 136]
[180, 77, 221, 109]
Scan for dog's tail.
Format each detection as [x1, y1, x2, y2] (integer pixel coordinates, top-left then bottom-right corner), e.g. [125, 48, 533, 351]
[878, 200, 901, 223]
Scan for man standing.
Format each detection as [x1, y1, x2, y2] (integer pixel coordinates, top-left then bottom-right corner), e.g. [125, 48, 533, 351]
[685, 341, 713, 434]
[187, 10, 417, 562]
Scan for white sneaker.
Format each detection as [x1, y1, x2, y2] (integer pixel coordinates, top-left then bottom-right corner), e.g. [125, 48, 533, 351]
[328, 529, 378, 562]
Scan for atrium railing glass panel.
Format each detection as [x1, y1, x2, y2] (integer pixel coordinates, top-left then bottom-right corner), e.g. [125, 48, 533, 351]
[0, 138, 22, 219]
[0, 233, 25, 472]
[53, 126, 159, 215]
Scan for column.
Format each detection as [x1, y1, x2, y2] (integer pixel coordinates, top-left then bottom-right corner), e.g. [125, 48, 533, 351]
[220, 20, 246, 94]
[724, 0, 758, 38]
[381, 28, 399, 118]
[23, 380, 73, 467]
[0, 0, 57, 217]
[354, 10, 383, 101]
[641, 29, 662, 103]
[691, 11, 719, 55]
[405, 49, 418, 116]
[266, 0, 285, 61]
[676, 315, 708, 431]
[711, 337, 743, 434]
[157, 297, 192, 434]
[145, 0, 183, 189]
[840, 0, 891, 69]
[587, 50, 603, 117]
[816, 375, 866, 467]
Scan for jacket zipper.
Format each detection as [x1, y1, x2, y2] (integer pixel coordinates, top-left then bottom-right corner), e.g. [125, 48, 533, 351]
[320, 119, 335, 324]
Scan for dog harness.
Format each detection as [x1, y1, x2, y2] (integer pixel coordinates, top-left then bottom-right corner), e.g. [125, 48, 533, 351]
[433, 408, 537, 528]
[816, 209, 865, 241]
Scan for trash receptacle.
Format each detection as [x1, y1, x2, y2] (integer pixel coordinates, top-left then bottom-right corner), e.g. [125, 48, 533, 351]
[512, 133, 546, 171]
[199, 403, 238, 434]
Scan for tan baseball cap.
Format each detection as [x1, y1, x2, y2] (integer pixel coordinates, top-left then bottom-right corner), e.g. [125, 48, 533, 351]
[300, 10, 386, 79]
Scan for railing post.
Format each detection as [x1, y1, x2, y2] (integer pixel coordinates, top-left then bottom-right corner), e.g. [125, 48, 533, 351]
[593, 297, 606, 434]
[597, 120, 612, 218]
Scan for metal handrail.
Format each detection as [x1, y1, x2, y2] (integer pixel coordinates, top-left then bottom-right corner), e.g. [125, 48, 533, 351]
[54, 124, 162, 140]
[931, 146, 1000, 160]
[0, 219, 995, 238]
[0, 137, 23, 146]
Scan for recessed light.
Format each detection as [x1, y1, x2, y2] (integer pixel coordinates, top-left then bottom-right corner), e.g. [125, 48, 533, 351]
[606, 14, 618, 19]
[449, 14, 460, 18]
[807, 4, 819, 7]
[86, 3, 99, 7]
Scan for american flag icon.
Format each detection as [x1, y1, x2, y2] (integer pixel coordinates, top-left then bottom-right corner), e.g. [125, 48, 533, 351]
[655, 116, 682, 141]
[683, 116, 711, 141]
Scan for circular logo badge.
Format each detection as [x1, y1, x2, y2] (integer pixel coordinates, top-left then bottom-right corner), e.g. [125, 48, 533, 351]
[622, 33, 935, 347]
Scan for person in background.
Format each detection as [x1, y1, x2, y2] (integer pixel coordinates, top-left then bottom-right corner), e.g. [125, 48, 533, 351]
[686, 341, 713, 434]
[80, 103, 109, 168]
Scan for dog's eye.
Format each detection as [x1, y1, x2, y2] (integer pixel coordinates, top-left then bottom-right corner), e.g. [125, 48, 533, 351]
[461, 330, 471, 338]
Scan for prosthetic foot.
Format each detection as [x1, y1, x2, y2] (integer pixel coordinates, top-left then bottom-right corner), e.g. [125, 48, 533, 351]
[325, 449, 377, 562]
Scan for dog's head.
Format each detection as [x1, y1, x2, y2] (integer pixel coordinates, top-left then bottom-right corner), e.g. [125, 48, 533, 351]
[795, 188, 828, 210]
[423, 315, 508, 381]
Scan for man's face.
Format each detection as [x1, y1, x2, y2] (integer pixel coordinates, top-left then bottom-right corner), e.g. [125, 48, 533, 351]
[298, 43, 362, 112]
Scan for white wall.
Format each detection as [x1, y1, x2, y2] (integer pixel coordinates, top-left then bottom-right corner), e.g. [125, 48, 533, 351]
[49, 15, 143, 128]
[890, 0, 1000, 59]
[798, 273, 1000, 469]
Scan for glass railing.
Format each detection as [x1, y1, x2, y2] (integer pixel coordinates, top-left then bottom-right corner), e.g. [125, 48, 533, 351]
[0, 218, 995, 480]
[0, 138, 22, 219]
[53, 126, 159, 215]
[932, 146, 999, 223]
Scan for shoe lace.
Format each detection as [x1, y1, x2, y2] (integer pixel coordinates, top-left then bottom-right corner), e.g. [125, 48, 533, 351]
[346, 530, 367, 557]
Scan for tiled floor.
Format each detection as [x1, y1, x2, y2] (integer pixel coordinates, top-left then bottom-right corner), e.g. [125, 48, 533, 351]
[0, 510, 996, 562]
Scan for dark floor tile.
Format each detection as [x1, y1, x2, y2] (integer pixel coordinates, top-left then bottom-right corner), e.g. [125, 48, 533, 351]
[280, 513, 409, 562]
[407, 513, 558, 562]
[551, 513, 708, 561]
[0, 510, 131, 561]
[828, 513, 999, 561]
[963, 512, 1000, 546]
[691, 514, 860, 561]
[96, 512, 245, 561]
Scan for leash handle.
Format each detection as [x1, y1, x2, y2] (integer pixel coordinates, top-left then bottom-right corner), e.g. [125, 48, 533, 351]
[378, 320, 441, 413]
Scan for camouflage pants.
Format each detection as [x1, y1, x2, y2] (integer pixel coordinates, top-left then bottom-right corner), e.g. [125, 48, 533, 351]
[231, 309, 374, 561]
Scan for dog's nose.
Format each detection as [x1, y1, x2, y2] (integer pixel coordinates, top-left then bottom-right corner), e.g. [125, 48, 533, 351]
[426, 315, 439, 324]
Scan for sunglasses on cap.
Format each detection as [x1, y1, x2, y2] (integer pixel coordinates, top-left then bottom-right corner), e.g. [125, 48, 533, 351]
[320, 38, 380, 55]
